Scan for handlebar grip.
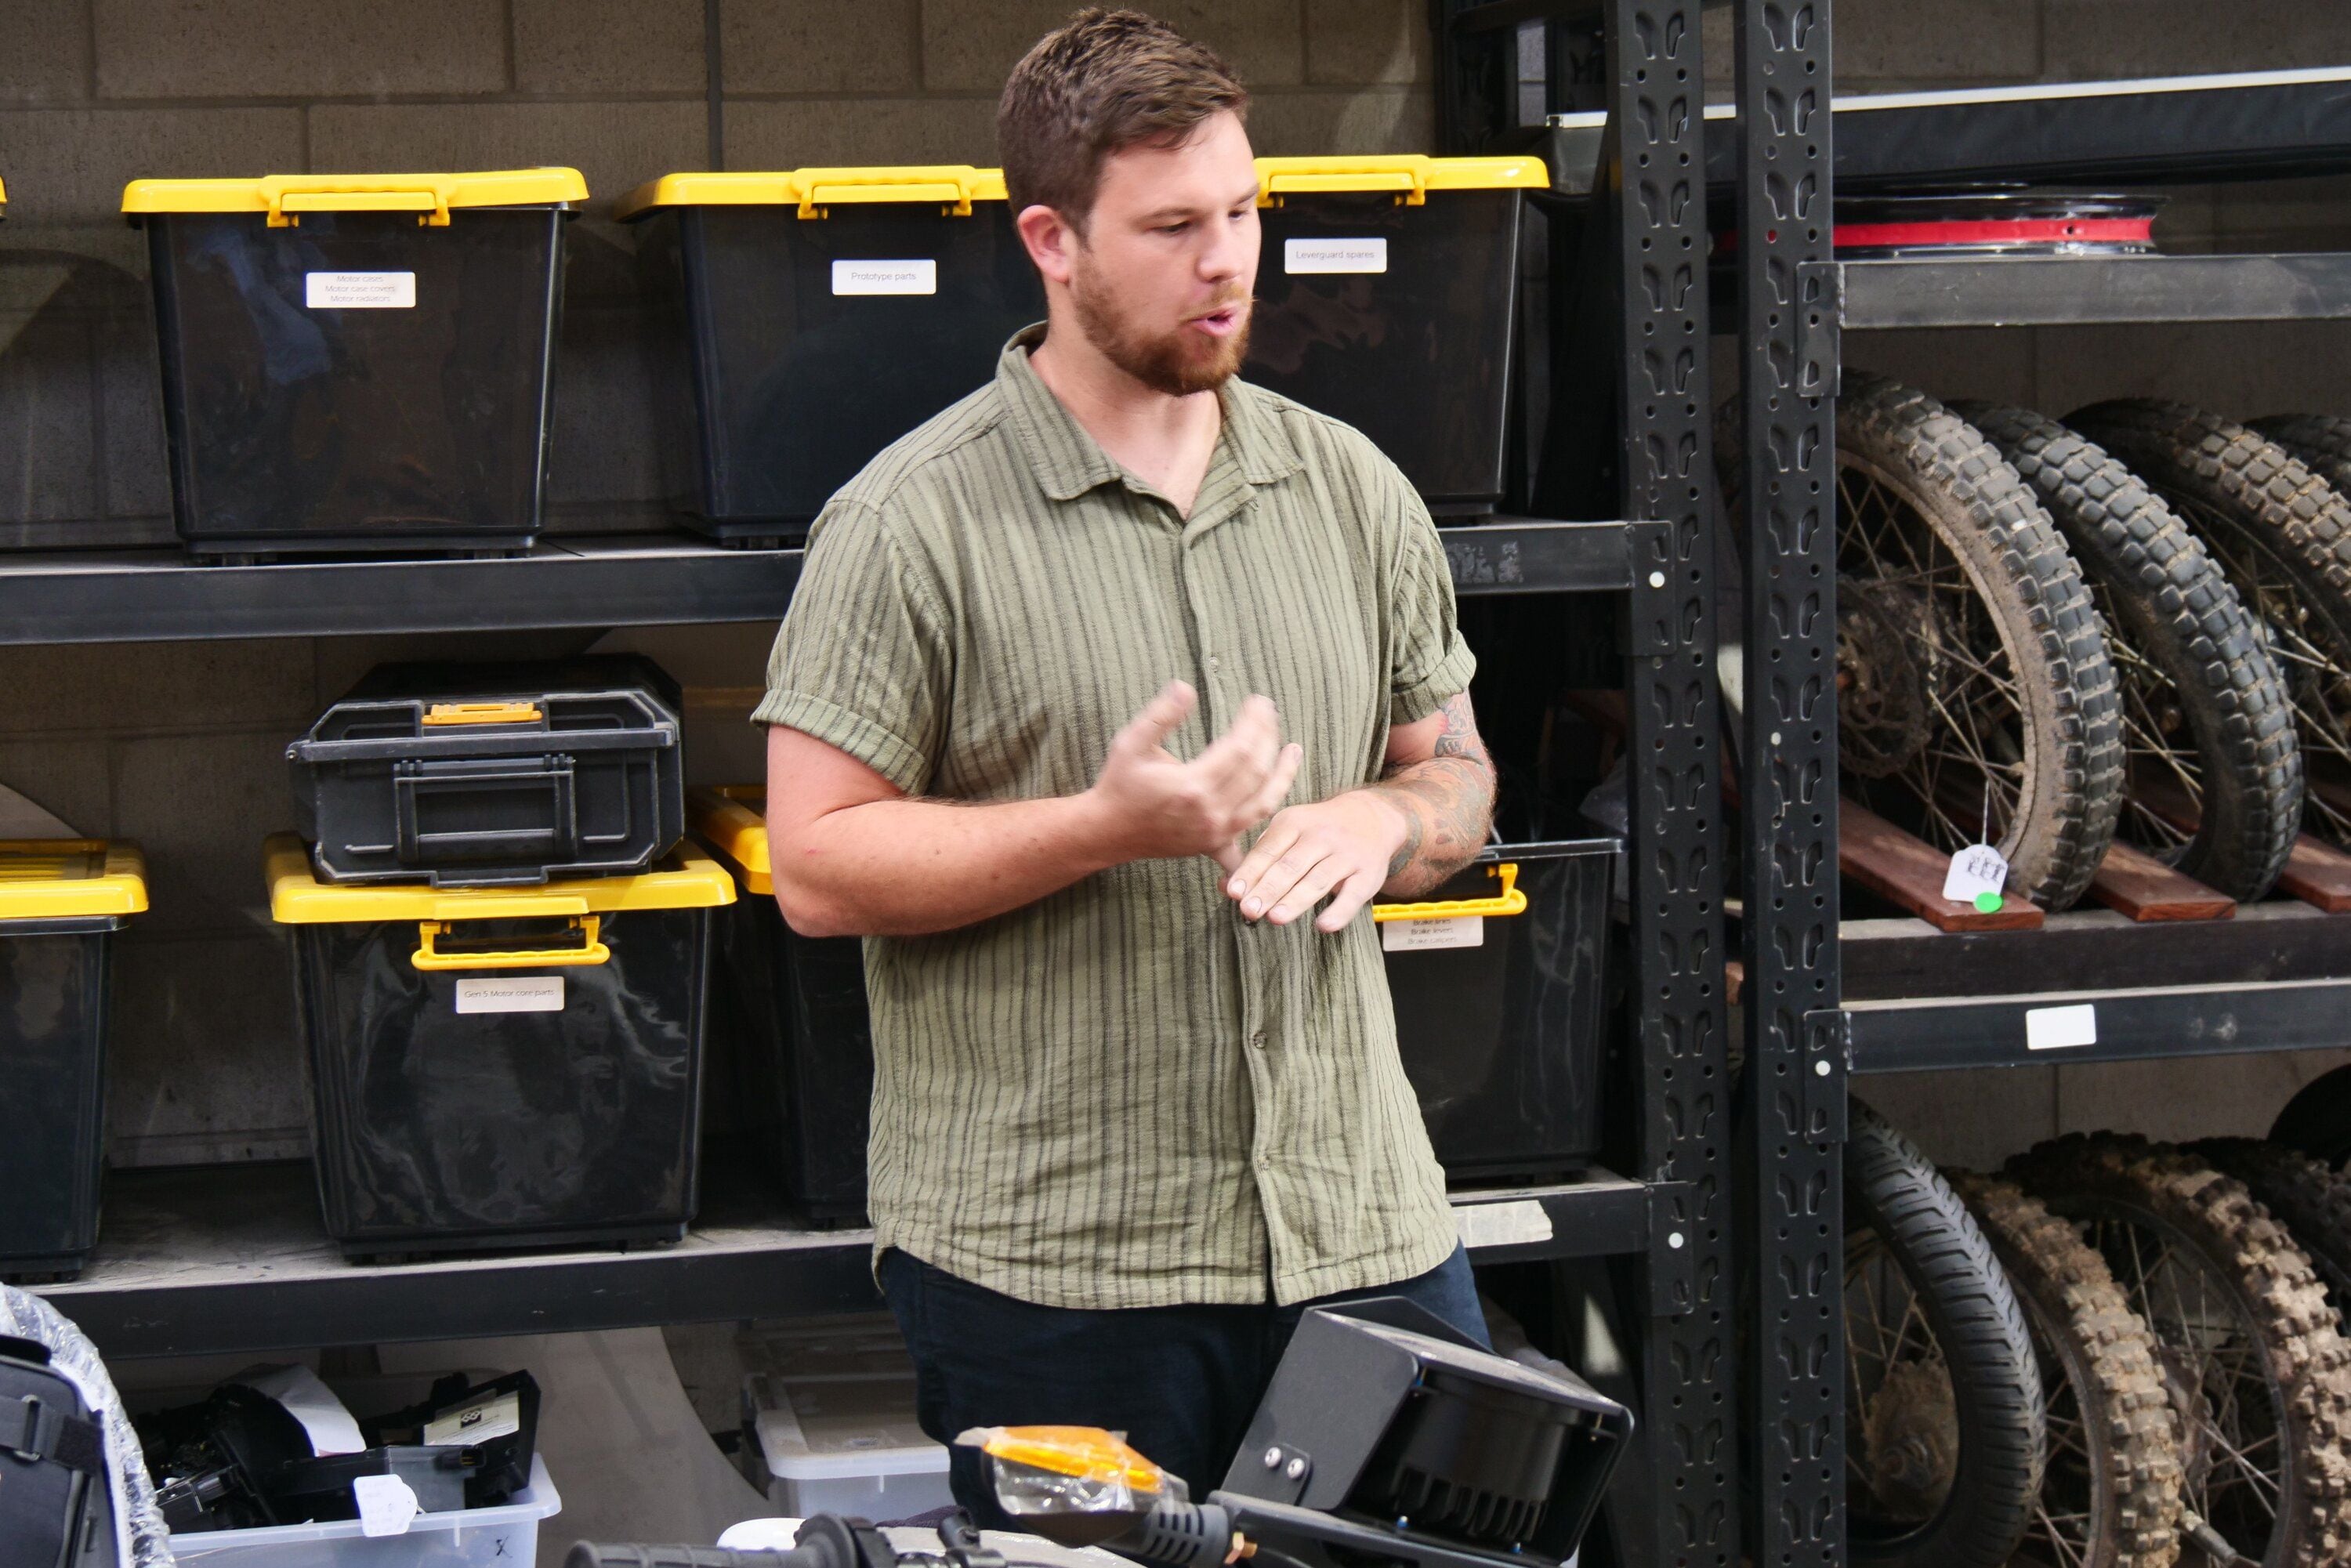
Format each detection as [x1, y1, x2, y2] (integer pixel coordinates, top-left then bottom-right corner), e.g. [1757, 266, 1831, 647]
[564, 1548, 800, 1568]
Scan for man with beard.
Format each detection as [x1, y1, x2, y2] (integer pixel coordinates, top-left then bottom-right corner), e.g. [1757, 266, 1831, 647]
[755, 8, 1499, 1515]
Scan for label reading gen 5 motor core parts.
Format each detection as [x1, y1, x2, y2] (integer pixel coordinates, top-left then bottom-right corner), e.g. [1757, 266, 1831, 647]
[455, 976, 565, 1015]
[832, 259, 937, 296]
[304, 271, 416, 309]
[1284, 237, 1387, 275]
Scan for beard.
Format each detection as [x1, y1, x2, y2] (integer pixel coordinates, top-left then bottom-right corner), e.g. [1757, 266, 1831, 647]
[1068, 250, 1252, 397]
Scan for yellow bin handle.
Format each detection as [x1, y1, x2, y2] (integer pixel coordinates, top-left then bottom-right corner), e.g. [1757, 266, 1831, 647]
[411, 914, 610, 971]
[258, 173, 458, 227]
[1371, 863, 1524, 923]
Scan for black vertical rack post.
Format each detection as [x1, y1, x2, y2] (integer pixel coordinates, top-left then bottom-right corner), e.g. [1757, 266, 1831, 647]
[1730, 0, 1844, 1563]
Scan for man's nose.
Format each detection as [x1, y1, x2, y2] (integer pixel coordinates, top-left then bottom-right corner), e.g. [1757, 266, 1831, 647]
[1197, 216, 1253, 284]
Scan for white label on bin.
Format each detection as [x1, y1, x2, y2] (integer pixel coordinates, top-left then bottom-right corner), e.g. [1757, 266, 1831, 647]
[454, 976, 565, 1015]
[353, 1474, 421, 1537]
[1456, 1199, 1552, 1251]
[1284, 237, 1387, 274]
[832, 259, 936, 296]
[304, 270, 416, 309]
[2026, 1002, 2098, 1052]
[425, 1389, 522, 1447]
[1382, 914, 1483, 952]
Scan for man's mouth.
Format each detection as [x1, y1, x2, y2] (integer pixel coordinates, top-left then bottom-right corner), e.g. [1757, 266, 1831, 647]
[1186, 305, 1243, 337]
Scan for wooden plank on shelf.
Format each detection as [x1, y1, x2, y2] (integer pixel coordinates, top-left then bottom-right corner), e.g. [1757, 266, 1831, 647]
[2280, 834, 2351, 913]
[1839, 798, 2043, 932]
[2085, 838, 2237, 922]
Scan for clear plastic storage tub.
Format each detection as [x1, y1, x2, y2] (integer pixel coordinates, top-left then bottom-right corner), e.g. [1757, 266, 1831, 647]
[168, 1454, 560, 1568]
[741, 1374, 951, 1519]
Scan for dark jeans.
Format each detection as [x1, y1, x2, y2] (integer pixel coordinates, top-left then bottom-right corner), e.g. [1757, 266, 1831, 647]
[878, 1244, 1489, 1526]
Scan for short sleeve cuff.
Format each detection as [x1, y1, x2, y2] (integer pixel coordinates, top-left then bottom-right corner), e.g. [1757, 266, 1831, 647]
[752, 689, 930, 795]
[1389, 633, 1477, 726]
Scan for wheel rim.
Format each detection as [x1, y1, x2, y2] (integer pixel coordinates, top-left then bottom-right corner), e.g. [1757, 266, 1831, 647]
[1837, 451, 2042, 863]
[2177, 494, 2351, 846]
[1846, 1229, 1964, 1544]
[2079, 1206, 2291, 1564]
[2010, 1285, 2109, 1568]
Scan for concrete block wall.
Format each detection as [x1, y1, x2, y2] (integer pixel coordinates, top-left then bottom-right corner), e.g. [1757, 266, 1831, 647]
[0, 0, 2346, 1168]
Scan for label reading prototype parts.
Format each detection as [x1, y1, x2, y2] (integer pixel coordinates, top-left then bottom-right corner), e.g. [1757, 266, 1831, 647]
[1284, 237, 1387, 274]
[831, 259, 937, 295]
[305, 271, 416, 309]
[455, 976, 565, 1015]
[1382, 914, 1483, 952]
[2026, 1003, 2098, 1052]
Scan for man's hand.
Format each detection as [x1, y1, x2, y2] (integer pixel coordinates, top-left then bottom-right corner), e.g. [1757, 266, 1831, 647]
[1219, 792, 1412, 933]
[1086, 681, 1303, 862]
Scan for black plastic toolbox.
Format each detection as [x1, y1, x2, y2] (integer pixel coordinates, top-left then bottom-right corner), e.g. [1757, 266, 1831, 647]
[288, 655, 684, 889]
[121, 168, 583, 559]
[265, 833, 734, 1258]
[1246, 154, 1543, 516]
[691, 787, 871, 1222]
[1378, 840, 1614, 1177]
[618, 167, 1045, 545]
[0, 841, 147, 1280]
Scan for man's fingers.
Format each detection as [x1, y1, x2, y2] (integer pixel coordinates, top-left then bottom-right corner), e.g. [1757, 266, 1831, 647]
[1192, 694, 1281, 796]
[1266, 854, 1349, 926]
[1112, 681, 1197, 759]
[1224, 817, 1300, 907]
[1314, 867, 1386, 933]
[1234, 744, 1302, 826]
[1209, 838, 1248, 876]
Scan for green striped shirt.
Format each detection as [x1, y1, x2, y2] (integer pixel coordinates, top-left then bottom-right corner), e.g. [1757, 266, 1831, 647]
[755, 326, 1476, 1309]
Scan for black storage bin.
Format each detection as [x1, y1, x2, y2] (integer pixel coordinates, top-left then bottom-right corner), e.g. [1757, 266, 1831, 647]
[1245, 155, 1542, 516]
[266, 834, 734, 1258]
[618, 168, 1045, 545]
[0, 841, 147, 1280]
[1379, 840, 1614, 1178]
[289, 655, 684, 889]
[122, 168, 583, 559]
[691, 788, 871, 1222]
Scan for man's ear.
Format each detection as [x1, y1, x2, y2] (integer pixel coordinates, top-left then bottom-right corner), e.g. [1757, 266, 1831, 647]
[1016, 203, 1078, 287]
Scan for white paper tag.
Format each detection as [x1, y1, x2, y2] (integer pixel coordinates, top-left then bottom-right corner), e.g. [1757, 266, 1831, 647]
[454, 976, 564, 1015]
[1382, 914, 1484, 952]
[1941, 842, 2009, 904]
[2026, 1003, 2099, 1052]
[305, 271, 415, 309]
[1284, 237, 1388, 274]
[831, 259, 936, 296]
[1456, 1199, 1554, 1251]
[353, 1474, 420, 1537]
[425, 1388, 521, 1447]
[230, 1364, 366, 1455]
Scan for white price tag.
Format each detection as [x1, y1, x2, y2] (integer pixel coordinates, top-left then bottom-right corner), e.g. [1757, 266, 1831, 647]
[454, 976, 564, 1015]
[1284, 237, 1388, 274]
[831, 259, 936, 295]
[1941, 842, 2009, 904]
[353, 1474, 420, 1537]
[305, 271, 415, 309]
[1456, 1199, 1554, 1251]
[1382, 915, 1484, 952]
[2026, 1003, 2098, 1052]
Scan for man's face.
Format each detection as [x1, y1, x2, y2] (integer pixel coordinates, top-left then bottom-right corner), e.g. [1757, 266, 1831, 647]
[1063, 110, 1261, 397]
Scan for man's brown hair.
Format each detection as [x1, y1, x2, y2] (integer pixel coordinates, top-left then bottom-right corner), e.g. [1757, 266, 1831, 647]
[998, 9, 1248, 230]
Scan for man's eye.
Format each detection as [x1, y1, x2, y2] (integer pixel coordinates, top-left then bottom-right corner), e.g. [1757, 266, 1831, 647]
[1158, 223, 1190, 236]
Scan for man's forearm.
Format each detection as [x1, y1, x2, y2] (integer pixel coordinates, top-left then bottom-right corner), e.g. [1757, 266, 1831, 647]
[774, 792, 1127, 938]
[1362, 756, 1496, 899]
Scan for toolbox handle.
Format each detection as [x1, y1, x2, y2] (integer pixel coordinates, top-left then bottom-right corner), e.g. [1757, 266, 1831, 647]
[422, 701, 545, 727]
[411, 914, 609, 971]
[797, 167, 994, 219]
[1371, 863, 1524, 922]
[394, 759, 578, 865]
[258, 174, 457, 228]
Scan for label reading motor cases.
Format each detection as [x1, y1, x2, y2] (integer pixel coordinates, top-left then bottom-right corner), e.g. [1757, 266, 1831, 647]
[454, 975, 565, 1015]
[1284, 237, 1388, 274]
[1382, 914, 1483, 952]
[305, 271, 417, 309]
[831, 259, 937, 296]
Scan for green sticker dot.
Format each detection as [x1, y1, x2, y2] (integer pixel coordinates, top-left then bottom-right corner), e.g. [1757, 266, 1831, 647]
[1972, 891, 2003, 914]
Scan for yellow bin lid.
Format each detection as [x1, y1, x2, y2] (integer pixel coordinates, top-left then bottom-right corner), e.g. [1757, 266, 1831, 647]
[1254, 154, 1545, 205]
[264, 833, 735, 924]
[0, 841, 148, 922]
[122, 168, 588, 227]
[615, 166, 1006, 222]
[687, 786, 771, 895]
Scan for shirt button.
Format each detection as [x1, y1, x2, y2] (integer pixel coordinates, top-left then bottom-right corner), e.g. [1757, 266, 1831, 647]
[1255, 1154, 1271, 1171]
[1208, 653, 1223, 672]
[1249, 1030, 1266, 1049]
